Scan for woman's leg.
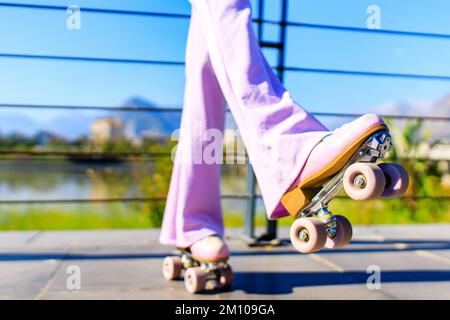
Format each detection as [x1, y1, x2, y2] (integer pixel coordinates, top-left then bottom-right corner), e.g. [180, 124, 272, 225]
[159, 5, 227, 248]
[190, 0, 330, 219]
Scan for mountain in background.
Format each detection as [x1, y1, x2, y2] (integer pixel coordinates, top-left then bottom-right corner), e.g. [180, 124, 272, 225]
[0, 97, 182, 140]
[0, 112, 38, 136]
[114, 97, 181, 138]
[0, 109, 97, 139]
[46, 113, 98, 139]
[0, 94, 448, 141]
[378, 94, 450, 141]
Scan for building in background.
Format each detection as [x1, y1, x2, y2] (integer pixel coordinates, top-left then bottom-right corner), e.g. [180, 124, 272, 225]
[90, 117, 125, 145]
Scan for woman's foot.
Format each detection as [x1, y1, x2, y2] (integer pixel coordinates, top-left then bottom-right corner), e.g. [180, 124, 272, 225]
[190, 235, 230, 262]
[281, 114, 388, 217]
[163, 235, 232, 293]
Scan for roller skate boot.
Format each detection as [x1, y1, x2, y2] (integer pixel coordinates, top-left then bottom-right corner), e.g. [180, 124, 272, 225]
[162, 235, 233, 293]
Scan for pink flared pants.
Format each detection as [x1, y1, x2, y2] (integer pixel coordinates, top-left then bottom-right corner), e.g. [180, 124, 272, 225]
[159, 0, 329, 247]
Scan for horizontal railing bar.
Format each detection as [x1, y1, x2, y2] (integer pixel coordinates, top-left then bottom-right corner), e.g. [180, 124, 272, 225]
[286, 22, 450, 40]
[0, 150, 173, 158]
[0, 103, 449, 121]
[1, 3, 449, 40]
[0, 2, 192, 19]
[0, 194, 448, 205]
[0, 150, 448, 162]
[313, 112, 450, 121]
[2, 52, 450, 83]
[0, 53, 185, 66]
[260, 41, 283, 49]
[284, 66, 450, 82]
[0, 103, 182, 112]
[0, 195, 254, 204]
[3, 52, 450, 83]
[0, 150, 250, 160]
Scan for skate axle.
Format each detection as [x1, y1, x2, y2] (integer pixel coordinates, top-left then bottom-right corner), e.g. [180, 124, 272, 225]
[298, 230, 309, 242]
[317, 208, 337, 238]
[353, 175, 366, 188]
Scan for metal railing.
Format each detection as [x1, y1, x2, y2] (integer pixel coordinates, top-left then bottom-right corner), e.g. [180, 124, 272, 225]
[0, 0, 449, 242]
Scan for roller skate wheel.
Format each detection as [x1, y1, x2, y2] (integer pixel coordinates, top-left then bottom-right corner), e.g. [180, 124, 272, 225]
[290, 217, 327, 253]
[325, 215, 353, 249]
[379, 163, 409, 198]
[162, 256, 182, 280]
[184, 267, 207, 293]
[219, 265, 234, 289]
[343, 163, 385, 200]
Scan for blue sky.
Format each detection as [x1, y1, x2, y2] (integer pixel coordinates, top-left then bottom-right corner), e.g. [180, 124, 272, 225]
[0, 0, 449, 127]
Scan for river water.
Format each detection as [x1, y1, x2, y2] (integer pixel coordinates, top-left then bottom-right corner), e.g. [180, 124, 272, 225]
[0, 159, 248, 212]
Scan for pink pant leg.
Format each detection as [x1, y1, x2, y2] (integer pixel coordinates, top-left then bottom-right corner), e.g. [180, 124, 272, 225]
[159, 6, 227, 247]
[190, 0, 330, 219]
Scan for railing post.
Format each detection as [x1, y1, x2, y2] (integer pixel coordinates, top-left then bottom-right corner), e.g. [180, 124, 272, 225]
[244, 164, 256, 239]
[243, 0, 288, 243]
[264, 0, 288, 241]
[243, 0, 265, 241]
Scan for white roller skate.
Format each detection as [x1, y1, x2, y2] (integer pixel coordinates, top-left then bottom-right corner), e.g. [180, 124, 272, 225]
[162, 235, 233, 293]
[281, 114, 409, 253]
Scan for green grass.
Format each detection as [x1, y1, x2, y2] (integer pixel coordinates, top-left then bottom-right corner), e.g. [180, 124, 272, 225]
[329, 198, 450, 225]
[0, 197, 448, 231]
[0, 204, 152, 230]
[223, 198, 450, 227]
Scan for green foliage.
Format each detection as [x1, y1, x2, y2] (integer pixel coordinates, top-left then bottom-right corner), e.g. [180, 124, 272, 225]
[0, 119, 448, 230]
[134, 157, 173, 227]
[0, 133, 37, 149]
[384, 118, 449, 222]
[0, 204, 152, 230]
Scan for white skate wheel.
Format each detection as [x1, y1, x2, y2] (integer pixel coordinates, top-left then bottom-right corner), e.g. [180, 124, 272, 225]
[162, 256, 182, 280]
[184, 267, 207, 293]
[379, 163, 409, 198]
[290, 217, 327, 253]
[343, 163, 385, 200]
[219, 265, 234, 289]
[325, 215, 353, 249]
